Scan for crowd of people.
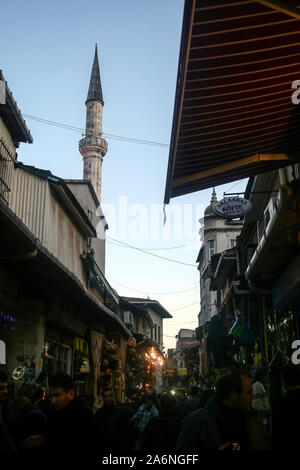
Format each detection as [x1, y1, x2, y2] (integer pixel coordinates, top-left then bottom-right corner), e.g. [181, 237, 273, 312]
[0, 362, 299, 452]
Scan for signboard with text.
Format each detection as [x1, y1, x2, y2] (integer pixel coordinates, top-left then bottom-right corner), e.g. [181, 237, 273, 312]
[214, 197, 252, 218]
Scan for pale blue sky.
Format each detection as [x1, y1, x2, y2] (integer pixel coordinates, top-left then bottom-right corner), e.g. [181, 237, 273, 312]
[1, 0, 247, 350]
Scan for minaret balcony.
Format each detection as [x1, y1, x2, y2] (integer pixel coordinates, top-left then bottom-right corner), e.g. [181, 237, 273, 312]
[79, 136, 108, 156]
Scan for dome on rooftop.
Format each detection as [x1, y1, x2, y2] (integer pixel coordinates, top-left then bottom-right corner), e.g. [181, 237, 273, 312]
[204, 188, 218, 217]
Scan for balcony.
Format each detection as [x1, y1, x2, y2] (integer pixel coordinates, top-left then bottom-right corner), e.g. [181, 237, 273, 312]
[0, 139, 14, 204]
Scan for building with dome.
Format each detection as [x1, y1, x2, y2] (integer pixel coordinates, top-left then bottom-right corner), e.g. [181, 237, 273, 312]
[196, 188, 243, 330]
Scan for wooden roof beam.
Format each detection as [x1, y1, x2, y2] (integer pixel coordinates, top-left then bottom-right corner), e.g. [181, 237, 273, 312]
[254, 1, 300, 20]
[171, 153, 289, 188]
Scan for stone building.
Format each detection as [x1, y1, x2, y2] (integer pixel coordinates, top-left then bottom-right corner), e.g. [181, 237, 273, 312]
[197, 188, 243, 329]
[0, 53, 131, 406]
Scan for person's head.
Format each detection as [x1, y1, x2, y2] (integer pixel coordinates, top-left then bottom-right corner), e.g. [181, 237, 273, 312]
[102, 388, 114, 407]
[254, 369, 266, 384]
[19, 383, 44, 404]
[48, 373, 75, 410]
[145, 387, 154, 397]
[216, 370, 253, 411]
[159, 394, 177, 418]
[0, 371, 9, 402]
[282, 363, 300, 390]
[11, 396, 32, 419]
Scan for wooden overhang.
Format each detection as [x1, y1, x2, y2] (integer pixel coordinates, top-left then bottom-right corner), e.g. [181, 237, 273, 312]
[164, 0, 300, 203]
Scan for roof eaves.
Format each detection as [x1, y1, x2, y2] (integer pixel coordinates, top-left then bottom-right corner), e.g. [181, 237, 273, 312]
[15, 162, 96, 237]
[0, 71, 33, 144]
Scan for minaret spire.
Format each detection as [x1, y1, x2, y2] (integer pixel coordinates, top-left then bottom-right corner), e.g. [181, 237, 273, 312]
[210, 187, 218, 204]
[79, 46, 108, 204]
[86, 44, 104, 104]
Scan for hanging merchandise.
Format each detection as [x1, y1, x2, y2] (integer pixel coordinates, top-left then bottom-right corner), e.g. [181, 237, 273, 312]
[240, 319, 256, 348]
[0, 310, 16, 331]
[207, 315, 226, 369]
[232, 323, 243, 341]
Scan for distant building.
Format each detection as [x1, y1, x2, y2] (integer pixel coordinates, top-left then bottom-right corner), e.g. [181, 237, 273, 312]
[121, 297, 172, 392]
[197, 188, 243, 329]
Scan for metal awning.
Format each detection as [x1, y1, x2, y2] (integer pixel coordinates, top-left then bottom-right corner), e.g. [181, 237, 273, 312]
[164, 0, 300, 203]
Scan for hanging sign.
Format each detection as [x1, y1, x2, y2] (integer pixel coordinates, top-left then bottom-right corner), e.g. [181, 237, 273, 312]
[214, 197, 252, 218]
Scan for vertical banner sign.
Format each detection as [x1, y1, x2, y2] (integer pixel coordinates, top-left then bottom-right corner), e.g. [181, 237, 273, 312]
[91, 331, 103, 400]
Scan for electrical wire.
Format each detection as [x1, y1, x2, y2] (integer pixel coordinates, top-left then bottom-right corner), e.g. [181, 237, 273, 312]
[107, 239, 196, 267]
[107, 236, 199, 251]
[107, 278, 199, 296]
[22, 113, 169, 147]
[169, 302, 199, 313]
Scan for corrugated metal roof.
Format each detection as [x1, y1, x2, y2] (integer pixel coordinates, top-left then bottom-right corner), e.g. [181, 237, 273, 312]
[164, 0, 300, 203]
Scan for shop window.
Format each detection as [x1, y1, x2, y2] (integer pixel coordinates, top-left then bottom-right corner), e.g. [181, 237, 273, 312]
[45, 339, 72, 377]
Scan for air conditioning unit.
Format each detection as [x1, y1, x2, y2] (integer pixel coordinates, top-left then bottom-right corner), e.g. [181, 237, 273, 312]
[123, 311, 134, 327]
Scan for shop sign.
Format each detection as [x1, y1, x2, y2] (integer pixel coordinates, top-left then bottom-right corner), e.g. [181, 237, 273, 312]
[165, 368, 175, 377]
[214, 197, 252, 218]
[178, 368, 187, 376]
[80, 357, 91, 374]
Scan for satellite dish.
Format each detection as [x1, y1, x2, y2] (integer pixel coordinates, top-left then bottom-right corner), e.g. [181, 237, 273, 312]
[13, 365, 25, 381]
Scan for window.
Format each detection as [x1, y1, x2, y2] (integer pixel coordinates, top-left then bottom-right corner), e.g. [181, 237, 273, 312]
[158, 326, 161, 345]
[208, 239, 215, 260]
[230, 239, 236, 248]
[154, 324, 157, 342]
[45, 339, 72, 376]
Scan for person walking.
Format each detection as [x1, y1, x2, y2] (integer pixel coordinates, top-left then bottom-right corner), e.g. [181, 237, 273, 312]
[179, 386, 201, 419]
[140, 394, 181, 451]
[93, 388, 135, 450]
[42, 373, 93, 449]
[133, 392, 159, 450]
[9, 396, 47, 449]
[272, 362, 300, 449]
[176, 369, 269, 451]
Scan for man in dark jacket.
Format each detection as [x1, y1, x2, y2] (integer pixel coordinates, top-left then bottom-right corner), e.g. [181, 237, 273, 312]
[93, 388, 135, 450]
[0, 371, 10, 427]
[272, 362, 300, 449]
[43, 373, 93, 449]
[179, 386, 201, 419]
[176, 370, 269, 451]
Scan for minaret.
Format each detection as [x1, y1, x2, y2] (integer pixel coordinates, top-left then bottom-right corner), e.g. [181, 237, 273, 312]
[79, 45, 108, 204]
[210, 187, 218, 205]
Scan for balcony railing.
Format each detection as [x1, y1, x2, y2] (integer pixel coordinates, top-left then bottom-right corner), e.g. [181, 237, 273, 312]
[0, 139, 14, 204]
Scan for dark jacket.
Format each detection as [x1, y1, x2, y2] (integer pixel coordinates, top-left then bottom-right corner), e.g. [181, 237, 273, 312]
[140, 416, 182, 451]
[43, 397, 93, 449]
[0, 418, 17, 452]
[9, 405, 47, 449]
[179, 396, 201, 419]
[272, 388, 300, 449]
[93, 404, 135, 450]
[176, 395, 269, 450]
